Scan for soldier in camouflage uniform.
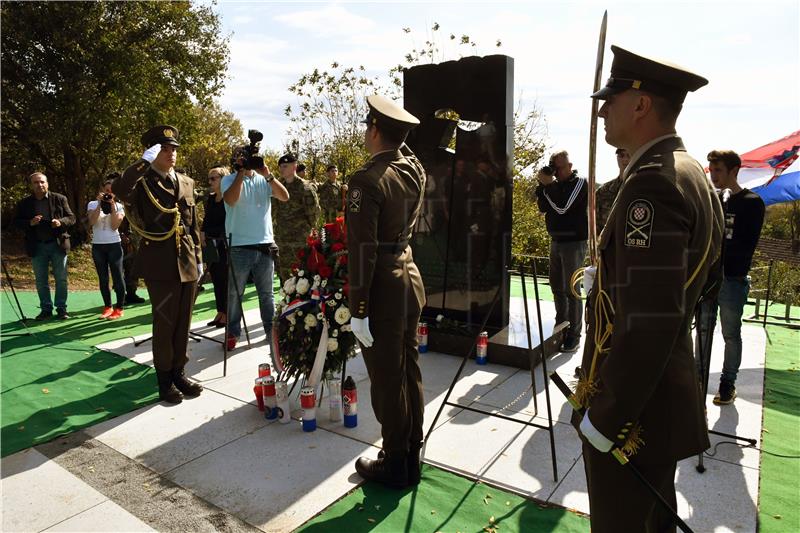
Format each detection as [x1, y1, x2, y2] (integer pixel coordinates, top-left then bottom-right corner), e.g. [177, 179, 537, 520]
[317, 164, 348, 223]
[595, 147, 631, 232]
[272, 153, 320, 282]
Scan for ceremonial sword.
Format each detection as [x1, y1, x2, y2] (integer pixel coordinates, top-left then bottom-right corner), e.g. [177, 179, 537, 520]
[549, 372, 695, 533]
[587, 11, 607, 266]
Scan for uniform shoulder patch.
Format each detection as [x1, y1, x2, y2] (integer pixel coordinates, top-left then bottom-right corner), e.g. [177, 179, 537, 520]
[625, 199, 654, 248]
[349, 187, 362, 213]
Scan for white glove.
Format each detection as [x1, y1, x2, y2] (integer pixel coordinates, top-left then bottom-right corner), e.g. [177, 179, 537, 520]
[142, 144, 161, 163]
[197, 262, 204, 281]
[580, 410, 613, 452]
[351, 317, 374, 348]
[583, 265, 597, 296]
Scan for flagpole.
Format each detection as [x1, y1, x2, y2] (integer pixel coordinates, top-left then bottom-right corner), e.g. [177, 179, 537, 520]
[588, 11, 608, 266]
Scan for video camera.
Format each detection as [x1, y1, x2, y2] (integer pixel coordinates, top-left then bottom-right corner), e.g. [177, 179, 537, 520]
[232, 129, 265, 171]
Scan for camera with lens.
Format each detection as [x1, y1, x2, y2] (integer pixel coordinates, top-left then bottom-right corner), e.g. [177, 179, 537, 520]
[232, 129, 265, 171]
[540, 156, 559, 177]
[100, 193, 113, 214]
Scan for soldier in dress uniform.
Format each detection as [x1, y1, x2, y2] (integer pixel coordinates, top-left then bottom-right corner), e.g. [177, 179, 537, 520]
[595, 147, 631, 232]
[271, 153, 320, 282]
[572, 46, 724, 532]
[113, 125, 204, 404]
[317, 164, 348, 223]
[348, 95, 427, 489]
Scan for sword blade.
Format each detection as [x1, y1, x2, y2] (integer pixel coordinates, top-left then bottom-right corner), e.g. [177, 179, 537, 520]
[588, 10, 608, 266]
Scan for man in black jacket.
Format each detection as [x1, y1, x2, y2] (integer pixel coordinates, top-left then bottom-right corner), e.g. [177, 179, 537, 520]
[535, 151, 588, 352]
[13, 172, 76, 320]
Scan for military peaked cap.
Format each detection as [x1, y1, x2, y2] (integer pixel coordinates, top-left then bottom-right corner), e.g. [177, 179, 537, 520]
[362, 95, 420, 133]
[591, 45, 708, 103]
[141, 125, 180, 148]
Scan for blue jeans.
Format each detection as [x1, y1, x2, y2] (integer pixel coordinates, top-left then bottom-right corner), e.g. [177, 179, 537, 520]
[31, 240, 68, 312]
[696, 276, 750, 385]
[227, 246, 275, 339]
[549, 240, 588, 341]
[92, 243, 125, 308]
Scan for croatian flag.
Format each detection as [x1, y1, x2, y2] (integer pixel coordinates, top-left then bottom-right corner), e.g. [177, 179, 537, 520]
[736, 130, 800, 206]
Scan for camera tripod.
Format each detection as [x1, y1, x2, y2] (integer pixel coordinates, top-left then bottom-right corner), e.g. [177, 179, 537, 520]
[1, 258, 32, 337]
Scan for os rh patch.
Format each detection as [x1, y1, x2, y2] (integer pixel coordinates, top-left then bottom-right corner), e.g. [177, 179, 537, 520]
[625, 199, 653, 248]
[349, 187, 362, 213]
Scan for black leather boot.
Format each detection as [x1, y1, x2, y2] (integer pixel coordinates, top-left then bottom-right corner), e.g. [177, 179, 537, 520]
[171, 366, 203, 397]
[407, 442, 422, 486]
[156, 370, 183, 404]
[355, 452, 408, 489]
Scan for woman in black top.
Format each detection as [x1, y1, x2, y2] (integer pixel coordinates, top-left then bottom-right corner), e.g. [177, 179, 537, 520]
[201, 166, 229, 327]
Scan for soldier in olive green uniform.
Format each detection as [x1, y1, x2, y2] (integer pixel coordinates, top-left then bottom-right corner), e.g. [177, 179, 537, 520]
[349, 96, 426, 489]
[595, 147, 630, 232]
[571, 47, 724, 532]
[317, 164, 348, 223]
[271, 153, 320, 282]
[113, 126, 204, 404]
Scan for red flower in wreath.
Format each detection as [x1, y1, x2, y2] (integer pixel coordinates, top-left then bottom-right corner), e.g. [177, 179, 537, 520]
[331, 242, 345, 253]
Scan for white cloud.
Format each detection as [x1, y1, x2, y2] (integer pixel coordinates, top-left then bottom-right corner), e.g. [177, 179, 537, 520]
[273, 3, 376, 36]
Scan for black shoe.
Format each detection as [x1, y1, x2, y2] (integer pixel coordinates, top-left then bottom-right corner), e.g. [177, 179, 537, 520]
[207, 319, 219, 327]
[355, 453, 408, 489]
[713, 381, 736, 405]
[35, 310, 52, 321]
[156, 370, 183, 404]
[171, 366, 203, 397]
[125, 293, 145, 304]
[560, 337, 580, 353]
[56, 309, 70, 320]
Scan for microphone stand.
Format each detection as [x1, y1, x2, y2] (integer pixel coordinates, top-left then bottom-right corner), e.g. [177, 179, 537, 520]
[695, 188, 757, 474]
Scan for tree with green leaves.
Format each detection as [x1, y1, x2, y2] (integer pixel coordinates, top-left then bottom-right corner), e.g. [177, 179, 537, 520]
[1, 0, 230, 239]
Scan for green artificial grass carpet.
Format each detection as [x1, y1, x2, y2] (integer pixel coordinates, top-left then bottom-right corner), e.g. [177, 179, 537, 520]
[757, 325, 800, 533]
[298, 464, 589, 533]
[0, 283, 264, 457]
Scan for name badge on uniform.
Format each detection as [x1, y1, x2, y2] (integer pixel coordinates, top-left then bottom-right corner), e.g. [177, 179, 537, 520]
[625, 199, 653, 248]
[349, 188, 362, 213]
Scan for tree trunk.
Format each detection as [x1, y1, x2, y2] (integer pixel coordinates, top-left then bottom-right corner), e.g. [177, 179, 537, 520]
[63, 146, 88, 245]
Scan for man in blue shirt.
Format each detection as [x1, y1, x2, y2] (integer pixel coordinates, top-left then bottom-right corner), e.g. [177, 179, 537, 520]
[221, 147, 289, 350]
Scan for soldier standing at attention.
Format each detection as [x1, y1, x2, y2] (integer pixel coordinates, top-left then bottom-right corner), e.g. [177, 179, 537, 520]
[595, 147, 631, 232]
[348, 95, 426, 489]
[317, 164, 348, 223]
[113, 126, 204, 404]
[272, 154, 320, 282]
[573, 47, 723, 532]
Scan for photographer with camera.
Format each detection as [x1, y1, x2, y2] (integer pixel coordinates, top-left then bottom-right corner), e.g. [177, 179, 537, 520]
[221, 130, 289, 351]
[87, 179, 126, 319]
[534, 150, 588, 352]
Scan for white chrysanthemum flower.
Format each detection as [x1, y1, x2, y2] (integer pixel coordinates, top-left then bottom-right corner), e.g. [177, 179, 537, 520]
[304, 313, 318, 329]
[298, 270, 305, 277]
[283, 278, 296, 294]
[317, 312, 324, 320]
[321, 279, 328, 287]
[334, 306, 351, 325]
[341, 324, 351, 332]
[311, 280, 320, 291]
[334, 292, 342, 300]
[296, 278, 310, 295]
[327, 338, 339, 352]
[331, 329, 338, 337]
[297, 310, 303, 316]
[313, 274, 321, 283]
[436, 314, 444, 323]
[287, 315, 296, 325]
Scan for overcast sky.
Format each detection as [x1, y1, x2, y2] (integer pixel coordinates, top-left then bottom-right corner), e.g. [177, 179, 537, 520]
[209, 0, 799, 182]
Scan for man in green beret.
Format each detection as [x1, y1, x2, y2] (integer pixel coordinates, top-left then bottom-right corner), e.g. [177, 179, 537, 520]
[572, 46, 724, 532]
[348, 95, 427, 489]
[113, 125, 204, 404]
[271, 153, 320, 282]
